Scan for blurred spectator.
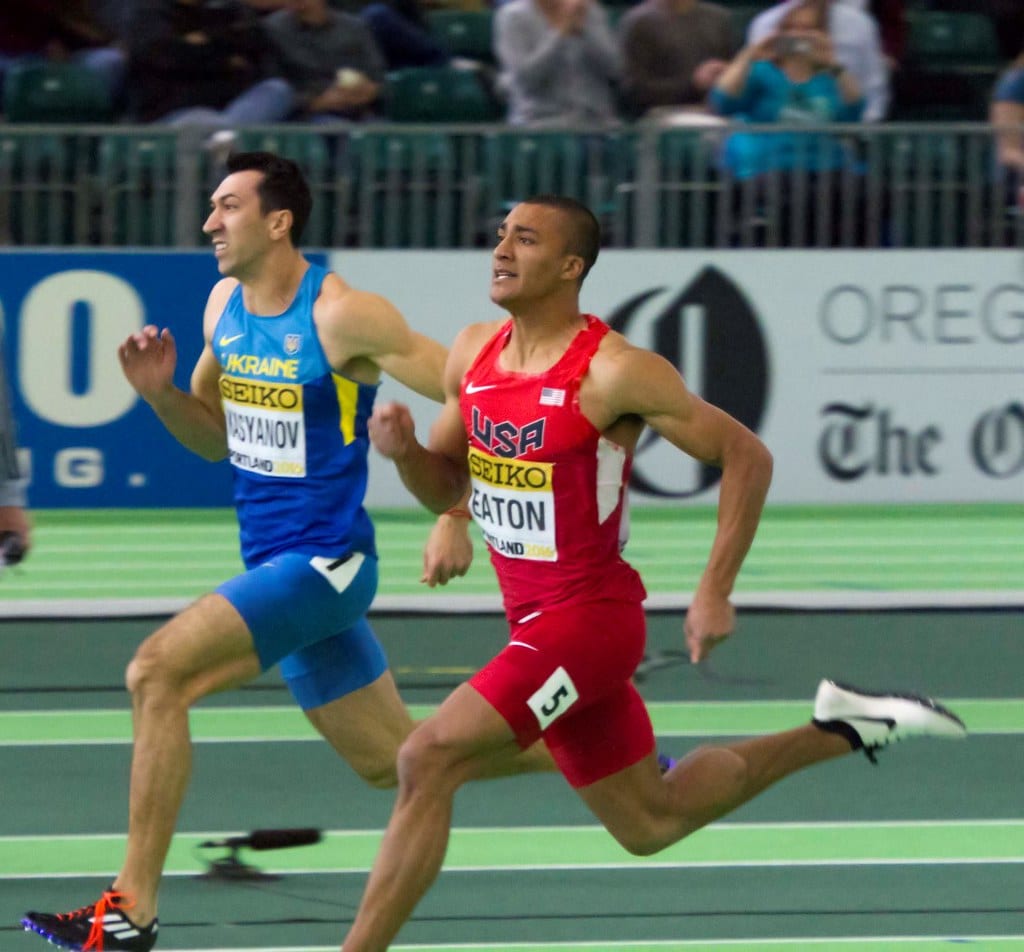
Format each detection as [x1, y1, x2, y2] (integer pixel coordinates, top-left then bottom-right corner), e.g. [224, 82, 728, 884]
[867, 0, 907, 74]
[0, 2, 127, 106]
[618, 0, 738, 120]
[263, 0, 385, 121]
[494, 0, 621, 126]
[328, 0, 449, 70]
[93, 0, 133, 36]
[121, 0, 293, 126]
[991, 50, 1024, 205]
[711, 0, 865, 243]
[748, 0, 888, 121]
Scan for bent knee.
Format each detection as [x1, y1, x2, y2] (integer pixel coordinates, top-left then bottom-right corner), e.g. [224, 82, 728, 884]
[124, 629, 211, 703]
[125, 638, 171, 697]
[395, 723, 466, 791]
[351, 757, 399, 790]
[608, 820, 674, 857]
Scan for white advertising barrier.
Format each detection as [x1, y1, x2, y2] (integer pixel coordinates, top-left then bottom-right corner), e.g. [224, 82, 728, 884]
[334, 249, 1024, 506]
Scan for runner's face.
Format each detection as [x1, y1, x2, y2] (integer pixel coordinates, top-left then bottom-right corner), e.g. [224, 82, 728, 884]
[203, 171, 276, 277]
[491, 204, 577, 309]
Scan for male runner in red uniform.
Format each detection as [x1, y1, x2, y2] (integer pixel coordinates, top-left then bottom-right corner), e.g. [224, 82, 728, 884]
[351, 194, 967, 951]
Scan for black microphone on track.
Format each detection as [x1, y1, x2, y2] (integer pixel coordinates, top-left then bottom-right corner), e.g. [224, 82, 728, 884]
[0, 531, 26, 568]
[199, 828, 322, 851]
[196, 828, 322, 881]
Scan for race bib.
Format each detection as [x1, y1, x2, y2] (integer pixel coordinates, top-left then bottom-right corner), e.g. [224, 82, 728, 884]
[220, 374, 306, 478]
[468, 446, 556, 561]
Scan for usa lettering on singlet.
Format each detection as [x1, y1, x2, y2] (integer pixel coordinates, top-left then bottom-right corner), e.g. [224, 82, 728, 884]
[220, 374, 306, 478]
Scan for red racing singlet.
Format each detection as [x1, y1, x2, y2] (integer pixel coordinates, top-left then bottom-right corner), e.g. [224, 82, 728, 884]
[460, 314, 647, 620]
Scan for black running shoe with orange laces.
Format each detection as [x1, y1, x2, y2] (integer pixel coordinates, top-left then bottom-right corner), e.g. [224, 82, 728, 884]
[22, 890, 158, 951]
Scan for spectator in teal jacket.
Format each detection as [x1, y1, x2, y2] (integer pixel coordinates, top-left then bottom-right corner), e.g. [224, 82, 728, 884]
[710, 0, 864, 180]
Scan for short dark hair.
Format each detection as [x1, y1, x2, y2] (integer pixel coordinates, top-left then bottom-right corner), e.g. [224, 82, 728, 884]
[522, 194, 601, 284]
[225, 151, 312, 245]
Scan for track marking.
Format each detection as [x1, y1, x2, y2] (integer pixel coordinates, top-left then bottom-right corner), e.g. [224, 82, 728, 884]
[2, 820, 1022, 877]
[101, 941, 1024, 951]
[0, 699, 1018, 745]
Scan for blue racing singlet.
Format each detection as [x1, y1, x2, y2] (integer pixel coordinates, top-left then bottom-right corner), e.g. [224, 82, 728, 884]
[212, 264, 378, 567]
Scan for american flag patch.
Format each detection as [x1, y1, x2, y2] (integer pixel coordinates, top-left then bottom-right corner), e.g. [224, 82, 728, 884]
[539, 387, 565, 406]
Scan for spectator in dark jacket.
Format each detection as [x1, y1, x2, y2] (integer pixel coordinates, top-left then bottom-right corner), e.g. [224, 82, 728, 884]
[262, 0, 386, 121]
[121, 0, 293, 126]
[0, 2, 126, 106]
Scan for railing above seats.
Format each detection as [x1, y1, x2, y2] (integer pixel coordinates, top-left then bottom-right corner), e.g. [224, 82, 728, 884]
[0, 122, 1021, 250]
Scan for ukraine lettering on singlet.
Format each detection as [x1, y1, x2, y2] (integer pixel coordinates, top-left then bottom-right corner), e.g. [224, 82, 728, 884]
[212, 264, 377, 567]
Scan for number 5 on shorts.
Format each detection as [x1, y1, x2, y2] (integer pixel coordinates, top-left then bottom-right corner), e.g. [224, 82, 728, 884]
[527, 666, 580, 730]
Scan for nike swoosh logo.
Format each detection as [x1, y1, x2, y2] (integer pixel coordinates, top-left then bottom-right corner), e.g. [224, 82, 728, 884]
[218, 333, 244, 346]
[465, 382, 498, 394]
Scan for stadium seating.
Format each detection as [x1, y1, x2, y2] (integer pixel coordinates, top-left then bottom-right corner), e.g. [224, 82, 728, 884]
[895, 11, 1003, 121]
[0, 133, 84, 245]
[3, 62, 114, 124]
[383, 66, 503, 123]
[426, 10, 495, 64]
[906, 10, 1001, 69]
[234, 130, 334, 245]
[96, 133, 179, 246]
[340, 129, 475, 247]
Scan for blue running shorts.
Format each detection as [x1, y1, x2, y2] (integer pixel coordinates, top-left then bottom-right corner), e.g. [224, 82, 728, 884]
[215, 551, 387, 710]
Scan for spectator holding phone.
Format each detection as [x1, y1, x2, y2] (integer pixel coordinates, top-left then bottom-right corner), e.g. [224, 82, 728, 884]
[710, 0, 864, 244]
[711, 0, 864, 180]
[747, 0, 887, 121]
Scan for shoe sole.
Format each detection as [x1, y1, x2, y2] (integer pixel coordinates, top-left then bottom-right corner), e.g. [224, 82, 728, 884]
[818, 679, 967, 739]
[22, 919, 80, 950]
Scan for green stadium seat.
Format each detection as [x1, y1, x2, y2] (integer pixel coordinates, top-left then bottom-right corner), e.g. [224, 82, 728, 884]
[906, 11, 1000, 69]
[896, 11, 1001, 122]
[483, 130, 644, 244]
[654, 128, 723, 247]
[234, 130, 334, 245]
[484, 130, 587, 219]
[341, 129, 471, 246]
[96, 133, 179, 246]
[3, 61, 114, 124]
[426, 10, 494, 63]
[383, 66, 502, 122]
[0, 134, 82, 244]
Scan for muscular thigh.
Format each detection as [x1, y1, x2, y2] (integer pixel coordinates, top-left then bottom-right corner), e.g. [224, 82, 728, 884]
[216, 551, 377, 670]
[470, 599, 654, 787]
[132, 594, 262, 703]
[303, 669, 415, 785]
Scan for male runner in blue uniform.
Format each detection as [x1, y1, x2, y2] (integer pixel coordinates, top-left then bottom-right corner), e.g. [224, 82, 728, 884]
[22, 152, 550, 952]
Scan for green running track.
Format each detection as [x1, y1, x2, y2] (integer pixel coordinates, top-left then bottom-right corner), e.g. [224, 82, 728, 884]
[1, 503, 1021, 950]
